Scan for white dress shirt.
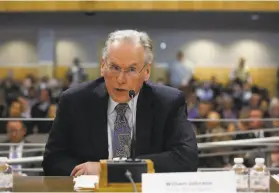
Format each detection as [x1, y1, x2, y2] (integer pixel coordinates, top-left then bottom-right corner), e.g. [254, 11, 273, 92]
[107, 94, 139, 159]
[9, 141, 24, 172]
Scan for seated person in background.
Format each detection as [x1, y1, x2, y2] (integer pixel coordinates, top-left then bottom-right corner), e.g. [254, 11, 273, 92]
[193, 100, 212, 142]
[234, 109, 256, 140]
[43, 29, 198, 176]
[232, 109, 255, 165]
[209, 76, 222, 99]
[18, 96, 32, 118]
[241, 82, 252, 105]
[206, 111, 231, 142]
[236, 109, 267, 167]
[249, 93, 261, 109]
[196, 81, 214, 101]
[266, 98, 279, 136]
[0, 121, 42, 176]
[9, 101, 23, 118]
[219, 96, 237, 120]
[199, 111, 231, 168]
[8, 98, 35, 136]
[249, 108, 269, 138]
[187, 92, 199, 119]
[31, 89, 51, 133]
[219, 95, 238, 129]
[1, 75, 21, 107]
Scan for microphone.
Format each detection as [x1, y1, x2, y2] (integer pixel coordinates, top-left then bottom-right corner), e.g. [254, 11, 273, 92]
[129, 90, 136, 99]
[127, 90, 140, 162]
[125, 170, 137, 193]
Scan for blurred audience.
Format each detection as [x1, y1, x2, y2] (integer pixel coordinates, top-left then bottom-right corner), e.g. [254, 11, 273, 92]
[187, 92, 199, 119]
[0, 121, 42, 175]
[0, 73, 68, 134]
[196, 81, 214, 101]
[234, 109, 254, 140]
[219, 95, 238, 128]
[167, 59, 278, 167]
[0, 55, 278, 169]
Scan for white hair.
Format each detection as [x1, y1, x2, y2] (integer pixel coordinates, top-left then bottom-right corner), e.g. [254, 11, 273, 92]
[102, 29, 153, 64]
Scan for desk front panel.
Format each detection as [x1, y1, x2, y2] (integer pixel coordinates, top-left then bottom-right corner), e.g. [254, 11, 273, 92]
[13, 176, 75, 192]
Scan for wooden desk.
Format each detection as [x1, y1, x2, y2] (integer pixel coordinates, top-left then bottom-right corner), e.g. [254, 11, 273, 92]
[13, 176, 76, 192]
[13, 175, 279, 192]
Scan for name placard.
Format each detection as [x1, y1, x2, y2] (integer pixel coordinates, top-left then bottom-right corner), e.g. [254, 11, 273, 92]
[142, 171, 236, 193]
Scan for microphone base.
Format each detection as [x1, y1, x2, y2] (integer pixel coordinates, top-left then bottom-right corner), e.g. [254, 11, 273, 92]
[126, 158, 142, 162]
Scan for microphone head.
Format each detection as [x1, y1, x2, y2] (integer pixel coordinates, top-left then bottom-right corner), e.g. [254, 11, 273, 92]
[129, 90, 136, 98]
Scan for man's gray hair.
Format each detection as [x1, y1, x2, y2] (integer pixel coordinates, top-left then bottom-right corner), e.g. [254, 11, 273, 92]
[102, 29, 153, 64]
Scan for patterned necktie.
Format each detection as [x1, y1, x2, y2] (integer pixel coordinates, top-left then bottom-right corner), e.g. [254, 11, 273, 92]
[113, 103, 131, 158]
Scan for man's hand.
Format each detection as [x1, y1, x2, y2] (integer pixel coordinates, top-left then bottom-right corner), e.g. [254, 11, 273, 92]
[70, 162, 100, 176]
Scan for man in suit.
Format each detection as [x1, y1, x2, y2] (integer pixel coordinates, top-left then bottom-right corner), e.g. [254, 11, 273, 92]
[0, 121, 42, 176]
[30, 89, 52, 133]
[43, 30, 198, 176]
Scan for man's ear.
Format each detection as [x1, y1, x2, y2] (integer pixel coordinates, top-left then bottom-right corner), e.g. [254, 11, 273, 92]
[100, 59, 105, 76]
[23, 127, 27, 136]
[144, 63, 151, 81]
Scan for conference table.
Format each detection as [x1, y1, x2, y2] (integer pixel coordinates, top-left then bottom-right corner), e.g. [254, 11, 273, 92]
[12, 175, 279, 192]
[13, 176, 76, 192]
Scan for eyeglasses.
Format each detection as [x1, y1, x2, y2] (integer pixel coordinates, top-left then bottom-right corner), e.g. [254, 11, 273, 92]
[7, 129, 22, 134]
[105, 62, 146, 77]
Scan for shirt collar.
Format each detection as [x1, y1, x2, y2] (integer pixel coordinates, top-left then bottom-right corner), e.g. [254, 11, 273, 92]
[108, 92, 139, 115]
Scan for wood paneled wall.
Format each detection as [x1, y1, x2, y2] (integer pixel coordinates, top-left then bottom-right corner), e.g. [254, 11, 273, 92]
[0, 1, 278, 12]
[0, 67, 38, 80]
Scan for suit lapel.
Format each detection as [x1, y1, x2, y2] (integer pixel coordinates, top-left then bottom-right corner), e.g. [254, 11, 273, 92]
[89, 81, 109, 159]
[136, 82, 155, 156]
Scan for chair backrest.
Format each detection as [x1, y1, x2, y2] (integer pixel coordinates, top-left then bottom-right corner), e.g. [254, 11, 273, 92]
[0, 134, 7, 142]
[25, 134, 48, 144]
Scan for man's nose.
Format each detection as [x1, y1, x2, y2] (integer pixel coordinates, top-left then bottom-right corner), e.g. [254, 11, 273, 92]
[117, 71, 127, 84]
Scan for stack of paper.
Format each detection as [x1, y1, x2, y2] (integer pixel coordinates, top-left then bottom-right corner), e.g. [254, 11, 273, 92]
[73, 175, 99, 191]
[272, 174, 279, 182]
